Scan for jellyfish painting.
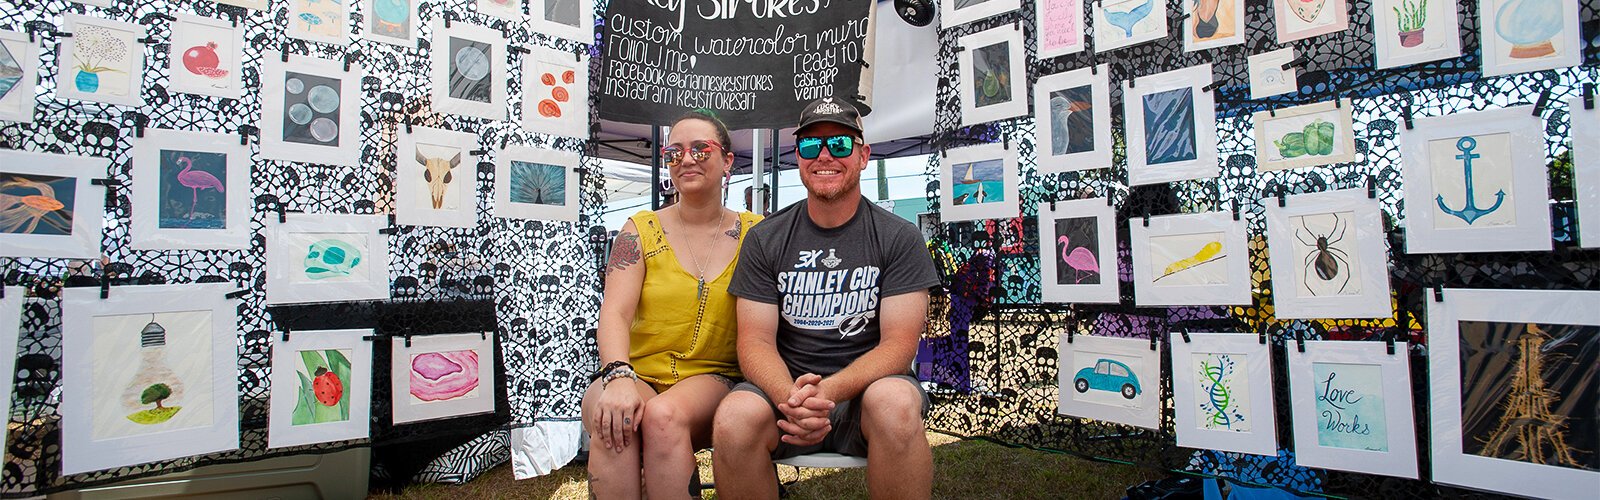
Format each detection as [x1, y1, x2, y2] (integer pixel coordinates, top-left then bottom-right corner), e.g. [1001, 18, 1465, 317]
[509, 161, 566, 206]
[0, 174, 75, 236]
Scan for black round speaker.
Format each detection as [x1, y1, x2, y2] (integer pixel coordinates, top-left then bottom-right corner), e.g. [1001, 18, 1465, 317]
[895, 0, 936, 27]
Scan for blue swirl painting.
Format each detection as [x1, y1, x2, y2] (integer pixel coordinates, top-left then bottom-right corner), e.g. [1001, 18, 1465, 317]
[1142, 88, 1198, 164]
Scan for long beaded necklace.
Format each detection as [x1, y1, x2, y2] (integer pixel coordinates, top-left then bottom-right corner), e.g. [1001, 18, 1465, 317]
[677, 208, 728, 301]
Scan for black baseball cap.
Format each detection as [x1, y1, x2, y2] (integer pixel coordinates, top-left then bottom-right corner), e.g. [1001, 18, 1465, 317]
[794, 96, 864, 136]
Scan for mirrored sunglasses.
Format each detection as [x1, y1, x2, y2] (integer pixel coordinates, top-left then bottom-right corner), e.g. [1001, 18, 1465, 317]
[796, 135, 857, 160]
[661, 139, 725, 168]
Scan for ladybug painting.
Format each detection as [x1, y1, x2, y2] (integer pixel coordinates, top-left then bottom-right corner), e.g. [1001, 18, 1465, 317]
[312, 367, 344, 406]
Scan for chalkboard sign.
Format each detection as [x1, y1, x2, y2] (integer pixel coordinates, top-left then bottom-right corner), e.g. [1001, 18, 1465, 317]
[598, 0, 873, 129]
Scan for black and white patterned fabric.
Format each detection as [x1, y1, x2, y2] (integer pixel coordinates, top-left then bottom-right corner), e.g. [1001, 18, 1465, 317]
[922, 1, 1597, 498]
[0, 0, 602, 495]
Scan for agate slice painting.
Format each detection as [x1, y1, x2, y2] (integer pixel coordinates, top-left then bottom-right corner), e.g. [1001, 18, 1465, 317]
[391, 333, 496, 424]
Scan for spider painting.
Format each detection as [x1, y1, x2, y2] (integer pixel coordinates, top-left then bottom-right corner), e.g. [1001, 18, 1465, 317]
[1292, 212, 1358, 296]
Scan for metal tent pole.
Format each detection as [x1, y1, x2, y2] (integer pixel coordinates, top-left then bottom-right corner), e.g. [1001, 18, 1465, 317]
[650, 126, 662, 210]
[770, 129, 781, 212]
[751, 128, 764, 213]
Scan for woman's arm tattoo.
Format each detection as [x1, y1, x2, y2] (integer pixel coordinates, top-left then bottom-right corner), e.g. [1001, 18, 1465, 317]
[607, 232, 641, 272]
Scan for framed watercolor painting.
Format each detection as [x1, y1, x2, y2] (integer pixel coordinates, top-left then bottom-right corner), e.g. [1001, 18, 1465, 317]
[266, 213, 391, 305]
[260, 51, 364, 166]
[56, 14, 146, 107]
[0, 30, 39, 123]
[0, 150, 107, 259]
[523, 45, 590, 139]
[1183, 0, 1245, 52]
[1400, 106, 1550, 254]
[1058, 334, 1162, 429]
[530, 0, 595, 44]
[1263, 188, 1391, 319]
[941, 0, 1021, 28]
[1093, 0, 1168, 52]
[1248, 47, 1299, 99]
[1171, 333, 1278, 456]
[129, 129, 251, 250]
[268, 328, 374, 448]
[1252, 99, 1358, 172]
[287, 0, 350, 46]
[957, 25, 1028, 127]
[430, 20, 508, 120]
[1427, 288, 1598, 499]
[1274, 0, 1349, 43]
[1033, 65, 1112, 174]
[1123, 64, 1218, 186]
[1573, 95, 1599, 248]
[1289, 340, 1419, 479]
[1034, 0, 1084, 59]
[1478, 0, 1581, 77]
[392, 333, 497, 424]
[478, 0, 525, 21]
[60, 284, 240, 475]
[363, 0, 420, 47]
[1371, 0, 1462, 69]
[397, 126, 479, 229]
[495, 146, 581, 222]
[1037, 197, 1118, 304]
[939, 143, 1019, 222]
[1129, 211, 1250, 306]
[167, 14, 243, 100]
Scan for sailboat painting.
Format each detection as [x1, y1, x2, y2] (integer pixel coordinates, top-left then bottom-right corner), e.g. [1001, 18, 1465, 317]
[941, 143, 1019, 221]
[951, 159, 1004, 206]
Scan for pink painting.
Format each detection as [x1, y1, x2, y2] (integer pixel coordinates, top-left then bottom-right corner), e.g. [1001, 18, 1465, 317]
[409, 350, 480, 402]
[1036, 0, 1084, 58]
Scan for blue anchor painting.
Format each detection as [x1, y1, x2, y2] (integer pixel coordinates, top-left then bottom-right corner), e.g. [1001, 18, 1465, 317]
[1435, 136, 1506, 225]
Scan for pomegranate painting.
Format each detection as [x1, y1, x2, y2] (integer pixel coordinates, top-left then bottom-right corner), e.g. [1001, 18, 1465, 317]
[410, 350, 481, 401]
[182, 42, 229, 80]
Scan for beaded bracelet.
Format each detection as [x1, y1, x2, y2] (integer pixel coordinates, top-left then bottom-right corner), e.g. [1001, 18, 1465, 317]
[592, 360, 632, 382]
[601, 366, 637, 386]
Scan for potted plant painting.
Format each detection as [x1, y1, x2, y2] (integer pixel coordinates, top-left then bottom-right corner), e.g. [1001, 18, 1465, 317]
[72, 24, 128, 93]
[1393, 0, 1427, 48]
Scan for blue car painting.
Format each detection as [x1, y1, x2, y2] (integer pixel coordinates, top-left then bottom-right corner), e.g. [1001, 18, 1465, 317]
[1074, 358, 1142, 399]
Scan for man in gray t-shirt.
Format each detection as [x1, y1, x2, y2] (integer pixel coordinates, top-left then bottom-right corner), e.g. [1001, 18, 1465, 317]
[714, 97, 939, 499]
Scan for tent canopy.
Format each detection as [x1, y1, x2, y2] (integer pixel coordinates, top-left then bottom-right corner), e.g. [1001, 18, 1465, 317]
[590, 0, 939, 177]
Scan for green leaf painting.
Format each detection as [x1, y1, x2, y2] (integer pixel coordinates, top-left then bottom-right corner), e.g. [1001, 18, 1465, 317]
[290, 348, 352, 425]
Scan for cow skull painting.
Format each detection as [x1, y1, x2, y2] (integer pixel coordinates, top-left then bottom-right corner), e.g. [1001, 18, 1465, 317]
[417, 149, 462, 209]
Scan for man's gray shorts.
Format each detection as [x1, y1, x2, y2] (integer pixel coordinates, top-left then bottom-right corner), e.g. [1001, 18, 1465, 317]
[730, 375, 930, 459]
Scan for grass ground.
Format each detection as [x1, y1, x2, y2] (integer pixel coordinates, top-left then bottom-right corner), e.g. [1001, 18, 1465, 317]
[372, 431, 1161, 499]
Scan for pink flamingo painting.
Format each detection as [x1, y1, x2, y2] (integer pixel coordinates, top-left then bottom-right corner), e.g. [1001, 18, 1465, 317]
[1057, 235, 1100, 283]
[174, 156, 224, 220]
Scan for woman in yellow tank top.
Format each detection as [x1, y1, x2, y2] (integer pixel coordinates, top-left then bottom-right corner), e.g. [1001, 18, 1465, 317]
[581, 110, 762, 499]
